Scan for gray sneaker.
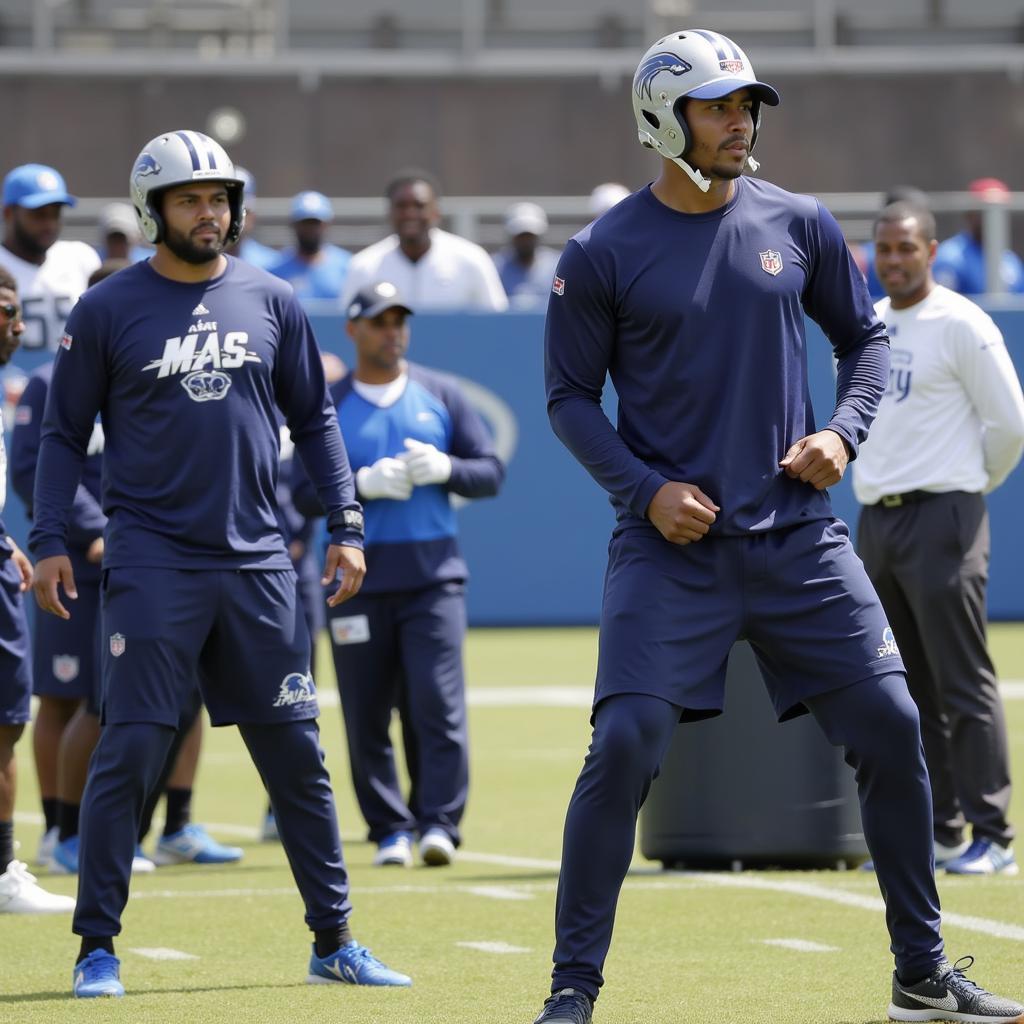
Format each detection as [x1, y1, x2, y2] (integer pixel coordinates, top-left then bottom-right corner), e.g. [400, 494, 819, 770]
[889, 957, 1024, 1022]
[532, 988, 593, 1024]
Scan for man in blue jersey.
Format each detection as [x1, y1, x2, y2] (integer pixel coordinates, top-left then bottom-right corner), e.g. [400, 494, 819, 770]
[269, 191, 351, 303]
[28, 130, 410, 998]
[297, 282, 503, 868]
[532, 30, 1024, 1024]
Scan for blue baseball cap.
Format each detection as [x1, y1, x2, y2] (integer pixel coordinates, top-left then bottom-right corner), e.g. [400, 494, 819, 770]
[347, 281, 413, 321]
[2, 164, 76, 209]
[290, 190, 333, 222]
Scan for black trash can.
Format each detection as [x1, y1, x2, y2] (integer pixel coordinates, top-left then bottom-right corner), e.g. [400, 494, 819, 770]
[640, 642, 869, 870]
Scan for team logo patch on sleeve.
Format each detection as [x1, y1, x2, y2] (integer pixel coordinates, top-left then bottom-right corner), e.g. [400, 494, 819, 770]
[60, 333, 73, 350]
[758, 250, 783, 276]
[109, 633, 126, 657]
[877, 626, 900, 658]
[552, 276, 565, 296]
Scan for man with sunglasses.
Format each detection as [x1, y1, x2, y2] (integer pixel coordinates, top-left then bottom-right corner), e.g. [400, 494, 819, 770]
[0, 266, 76, 914]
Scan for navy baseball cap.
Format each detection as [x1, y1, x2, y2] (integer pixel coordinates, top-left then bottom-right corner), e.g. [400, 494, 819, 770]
[290, 190, 333, 222]
[3, 164, 77, 209]
[347, 281, 414, 321]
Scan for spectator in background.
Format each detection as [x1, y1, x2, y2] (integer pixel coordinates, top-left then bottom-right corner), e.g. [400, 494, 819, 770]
[933, 178, 1024, 296]
[492, 202, 561, 309]
[1, 164, 99, 352]
[295, 282, 504, 869]
[343, 170, 508, 312]
[227, 166, 279, 270]
[588, 182, 630, 219]
[852, 185, 930, 299]
[270, 191, 351, 302]
[94, 204, 150, 264]
[855, 200, 1024, 876]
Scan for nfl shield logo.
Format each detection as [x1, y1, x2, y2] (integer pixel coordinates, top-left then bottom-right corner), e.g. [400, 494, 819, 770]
[53, 655, 80, 683]
[109, 633, 126, 658]
[551, 276, 565, 296]
[759, 249, 783, 276]
[719, 59, 744, 73]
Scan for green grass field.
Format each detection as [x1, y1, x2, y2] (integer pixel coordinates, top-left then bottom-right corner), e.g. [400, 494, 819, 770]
[4, 625, 1024, 1022]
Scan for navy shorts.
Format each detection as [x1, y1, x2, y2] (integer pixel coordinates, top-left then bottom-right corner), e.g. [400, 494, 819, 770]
[33, 573, 101, 710]
[101, 567, 317, 728]
[0, 557, 32, 726]
[596, 518, 904, 722]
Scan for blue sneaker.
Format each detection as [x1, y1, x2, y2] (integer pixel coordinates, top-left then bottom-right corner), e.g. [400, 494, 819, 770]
[307, 941, 412, 987]
[945, 838, 1019, 876]
[373, 831, 413, 868]
[73, 950, 124, 998]
[52, 836, 156, 876]
[153, 824, 244, 866]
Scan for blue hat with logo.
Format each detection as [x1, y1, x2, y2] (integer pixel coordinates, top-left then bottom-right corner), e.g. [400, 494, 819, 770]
[347, 281, 413, 321]
[290, 190, 333, 222]
[3, 164, 77, 209]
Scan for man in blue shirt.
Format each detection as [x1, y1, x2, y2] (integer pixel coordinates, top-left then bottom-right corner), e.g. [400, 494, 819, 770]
[532, 30, 1023, 1024]
[29, 130, 410, 998]
[296, 282, 503, 868]
[933, 177, 1024, 296]
[269, 190, 351, 303]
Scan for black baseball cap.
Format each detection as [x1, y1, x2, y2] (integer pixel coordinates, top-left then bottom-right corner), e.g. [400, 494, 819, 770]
[346, 281, 414, 321]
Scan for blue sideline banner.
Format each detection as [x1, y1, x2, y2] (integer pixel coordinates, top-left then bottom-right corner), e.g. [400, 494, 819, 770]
[4, 308, 1024, 625]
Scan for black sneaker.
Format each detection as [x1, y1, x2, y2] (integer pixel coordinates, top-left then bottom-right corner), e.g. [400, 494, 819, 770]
[889, 956, 1024, 1022]
[532, 988, 594, 1024]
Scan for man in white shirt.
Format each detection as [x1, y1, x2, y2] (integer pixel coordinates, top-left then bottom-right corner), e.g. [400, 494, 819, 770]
[2, 165, 100, 354]
[343, 171, 507, 312]
[854, 200, 1024, 876]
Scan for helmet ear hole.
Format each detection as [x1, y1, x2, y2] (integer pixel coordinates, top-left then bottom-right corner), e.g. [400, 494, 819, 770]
[642, 110, 660, 130]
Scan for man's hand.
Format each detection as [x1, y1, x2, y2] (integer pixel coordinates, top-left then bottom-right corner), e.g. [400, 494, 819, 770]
[780, 429, 850, 491]
[33, 555, 77, 619]
[86, 537, 104, 564]
[7, 538, 32, 592]
[399, 437, 453, 486]
[356, 457, 413, 501]
[646, 482, 719, 545]
[321, 544, 366, 607]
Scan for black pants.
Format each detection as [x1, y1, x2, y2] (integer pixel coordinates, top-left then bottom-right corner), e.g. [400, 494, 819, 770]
[858, 491, 1013, 847]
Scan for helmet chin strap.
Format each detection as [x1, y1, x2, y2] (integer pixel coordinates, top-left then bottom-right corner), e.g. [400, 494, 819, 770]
[670, 155, 712, 193]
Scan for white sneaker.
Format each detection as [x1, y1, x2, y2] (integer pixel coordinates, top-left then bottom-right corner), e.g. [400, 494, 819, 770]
[0, 860, 76, 913]
[132, 846, 156, 874]
[934, 838, 971, 868]
[373, 832, 413, 868]
[36, 825, 59, 868]
[419, 828, 455, 867]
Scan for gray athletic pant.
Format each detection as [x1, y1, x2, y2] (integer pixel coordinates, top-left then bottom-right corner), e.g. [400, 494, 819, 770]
[857, 490, 1013, 848]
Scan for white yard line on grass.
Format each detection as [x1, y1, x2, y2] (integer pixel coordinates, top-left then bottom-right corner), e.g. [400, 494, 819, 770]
[456, 941, 532, 954]
[128, 947, 199, 961]
[759, 938, 839, 953]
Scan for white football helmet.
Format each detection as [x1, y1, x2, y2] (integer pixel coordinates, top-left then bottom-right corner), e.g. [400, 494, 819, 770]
[632, 29, 780, 192]
[129, 130, 246, 244]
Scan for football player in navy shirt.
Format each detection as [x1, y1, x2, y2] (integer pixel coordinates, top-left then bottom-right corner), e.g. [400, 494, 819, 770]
[295, 282, 504, 870]
[531, 31, 1023, 1024]
[29, 130, 410, 997]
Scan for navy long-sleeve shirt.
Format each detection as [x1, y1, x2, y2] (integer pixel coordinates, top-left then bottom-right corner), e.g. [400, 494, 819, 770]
[545, 178, 889, 535]
[29, 256, 362, 569]
[12, 362, 106, 582]
[294, 363, 504, 592]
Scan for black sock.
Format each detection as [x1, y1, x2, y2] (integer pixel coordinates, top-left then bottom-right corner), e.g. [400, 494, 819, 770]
[57, 801, 81, 844]
[0, 820, 14, 873]
[42, 797, 59, 834]
[163, 788, 193, 837]
[314, 923, 353, 959]
[77, 937, 115, 963]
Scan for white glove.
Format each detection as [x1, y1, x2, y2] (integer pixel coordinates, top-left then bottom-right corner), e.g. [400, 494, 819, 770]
[399, 437, 453, 486]
[355, 457, 413, 501]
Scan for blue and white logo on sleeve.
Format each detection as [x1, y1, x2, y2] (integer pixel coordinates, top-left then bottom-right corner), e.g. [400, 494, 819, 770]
[272, 672, 318, 707]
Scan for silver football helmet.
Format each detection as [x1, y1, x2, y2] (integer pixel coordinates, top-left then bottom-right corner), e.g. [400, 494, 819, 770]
[632, 30, 780, 192]
[129, 130, 245, 244]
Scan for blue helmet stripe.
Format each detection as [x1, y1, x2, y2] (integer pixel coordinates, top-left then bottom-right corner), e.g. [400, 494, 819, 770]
[192, 131, 220, 171]
[691, 29, 741, 63]
[175, 131, 202, 171]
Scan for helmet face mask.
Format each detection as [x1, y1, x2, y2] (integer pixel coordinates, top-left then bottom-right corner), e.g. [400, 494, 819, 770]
[632, 30, 780, 192]
[129, 130, 246, 245]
